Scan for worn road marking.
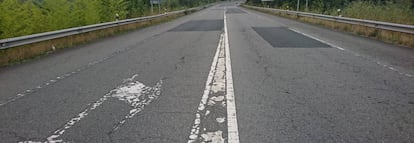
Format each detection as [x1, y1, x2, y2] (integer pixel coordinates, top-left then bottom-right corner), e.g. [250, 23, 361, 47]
[242, 8, 413, 78]
[289, 28, 414, 78]
[0, 32, 166, 107]
[0, 55, 113, 107]
[188, 11, 239, 143]
[21, 74, 162, 143]
[188, 33, 225, 143]
[224, 11, 240, 143]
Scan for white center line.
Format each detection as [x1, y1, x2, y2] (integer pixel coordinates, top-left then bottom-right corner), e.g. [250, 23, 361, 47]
[224, 11, 240, 143]
[188, 10, 240, 143]
[188, 32, 223, 143]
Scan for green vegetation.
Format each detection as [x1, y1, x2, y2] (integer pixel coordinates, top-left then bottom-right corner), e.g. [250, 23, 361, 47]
[0, 0, 213, 39]
[341, 1, 414, 24]
[246, 0, 414, 25]
[0, 6, 194, 66]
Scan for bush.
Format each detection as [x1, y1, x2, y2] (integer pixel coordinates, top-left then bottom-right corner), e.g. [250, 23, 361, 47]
[342, 1, 414, 25]
[0, 0, 212, 39]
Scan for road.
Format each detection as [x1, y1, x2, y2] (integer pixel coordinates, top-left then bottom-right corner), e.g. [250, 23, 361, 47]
[1, 2, 414, 143]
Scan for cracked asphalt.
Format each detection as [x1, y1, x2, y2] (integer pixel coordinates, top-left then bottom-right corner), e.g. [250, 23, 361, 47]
[1, 2, 414, 143]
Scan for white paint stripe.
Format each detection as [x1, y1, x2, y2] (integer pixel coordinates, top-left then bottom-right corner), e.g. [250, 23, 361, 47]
[22, 74, 162, 143]
[110, 78, 162, 133]
[1, 54, 119, 107]
[188, 11, 240, 142]
[289, 28, 414, 78]
[224, 11, 240, 143]
[288, 28, 344, 50]
[335, 46, 345, 51]
[45, 94, 111, 143]
[188, 32, 223, 143]
[1, 32, 167, 107]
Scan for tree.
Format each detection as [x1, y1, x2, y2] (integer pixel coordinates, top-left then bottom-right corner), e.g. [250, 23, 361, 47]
[0, 0, 209, 39]
[43, 0, 74, 30]
[0, 0, 39, 38]
[125, 0, 149, 18]
[99, 0, 127, 22]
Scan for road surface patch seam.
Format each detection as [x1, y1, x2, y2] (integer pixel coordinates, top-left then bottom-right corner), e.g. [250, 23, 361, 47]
[252, 27, 331, 48]
[187, 11, 240, 143]
[289, 28, 414, 78]
[240, 7, 413, 78]
[169, 20, 224, 32]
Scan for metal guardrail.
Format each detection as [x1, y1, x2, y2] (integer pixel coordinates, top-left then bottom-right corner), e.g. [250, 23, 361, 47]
[244, 5, 414, 35]
[0, 6, 205, 50]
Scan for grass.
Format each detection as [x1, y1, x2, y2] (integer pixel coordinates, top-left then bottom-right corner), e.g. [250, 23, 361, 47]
[0, 11, 188, 67]
[341, 1, 414, 25]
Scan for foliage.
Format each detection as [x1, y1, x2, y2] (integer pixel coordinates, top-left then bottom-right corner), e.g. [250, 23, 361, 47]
[246, 0, 414, 24]
[0, 0, 212, 39]
[342, 1, 414, 24]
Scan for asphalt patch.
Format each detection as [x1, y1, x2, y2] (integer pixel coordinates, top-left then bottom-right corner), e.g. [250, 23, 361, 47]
[169, 20, 224, 32]
[226, 8, 246, 14]
[252, 27, 331, 48]
[210, 8, 224, 11]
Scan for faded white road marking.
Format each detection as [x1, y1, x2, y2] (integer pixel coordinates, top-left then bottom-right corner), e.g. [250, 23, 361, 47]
[289, 28, 414, 78]
[188, 33, 223, 142]
[224, 12, 240, 143]
[0, 41, 148, 107]
[216, 117, 226, 123]
[188, 11, 239, 143]
[201, 130, 224, 143]
[110, 77, 162, 133]
[22, 74, 162, 143]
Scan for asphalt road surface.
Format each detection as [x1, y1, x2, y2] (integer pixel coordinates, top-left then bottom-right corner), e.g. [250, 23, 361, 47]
[1, 2, 414, 143]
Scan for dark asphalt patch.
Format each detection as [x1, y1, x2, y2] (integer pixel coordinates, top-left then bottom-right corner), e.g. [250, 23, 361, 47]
[169, 20, 223, 31]
[210, 8, 224, 11]
[252, 27, 331, 48]
[226, 8, 246, 14]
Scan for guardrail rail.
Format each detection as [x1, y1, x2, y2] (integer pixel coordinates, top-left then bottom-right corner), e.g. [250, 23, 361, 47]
[243, 5, 414, 35]
[0, 6, 206, 50]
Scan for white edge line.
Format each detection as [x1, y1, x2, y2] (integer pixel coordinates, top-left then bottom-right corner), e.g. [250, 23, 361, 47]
[288, 28, 345, 50]
[224, 11, 240, 143]
[288, 28, 414, 78]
